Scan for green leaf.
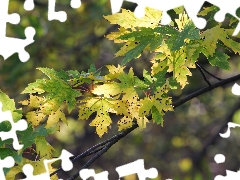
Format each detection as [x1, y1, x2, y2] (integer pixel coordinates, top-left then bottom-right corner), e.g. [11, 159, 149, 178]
[208, 51, 230, 70]
[173, 6, 185, 14]
[22, 68, 81, 113]
[152, 106, 163, 125]
[67, 70, 81, 78]
[171, 21, 200, 51]
[18, 124, 48, 151]
[88, 64, 96, 73]
[35, 137, 55, 158]
[0, 148, 22, 163]
[118, 27, 163, 65]
[201, 24, 240, 57]
[37, 67, 69, 81]
[143, 69, 153, 85]
[0, 90, 22, 122]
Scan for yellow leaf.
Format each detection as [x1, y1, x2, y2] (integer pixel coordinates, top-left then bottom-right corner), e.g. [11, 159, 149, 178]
[45, 108, 67, 129]
[118, 115, 133, 131]
[26, 111, 46, 126]
[115, 41, 138, 57]
[35, 136, 55, 158]
[105, 27, 130, 43]
[90, 112, 112, 137]
[175, 12, 190, 31]
[104, 64, 125, 80]
[104, 7, 162, 29]
[19, 94, 45, 108]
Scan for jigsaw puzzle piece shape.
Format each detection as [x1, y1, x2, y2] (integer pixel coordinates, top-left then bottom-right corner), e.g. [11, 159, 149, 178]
[24, 0, 35, 11]
[0, 27, 35, 62]
[0, 156, 14, 180]
[0, 0, 36, 62]
[219, 122, 240, 138]
[79, 169, 109, 180]
[0, 102, 28, 150]
[58, 149, 74, 171]
[116, 159, 158, 180]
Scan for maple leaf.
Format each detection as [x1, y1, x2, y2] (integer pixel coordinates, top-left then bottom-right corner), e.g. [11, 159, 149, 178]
[45, 108, 67, 129]
[21, 68, 81, 113]
[6, 157, 58, 180]
[0, 90, 22, 122]
[208, 51, 230, 70]
[104, 7, 162, 29]
[79, 97, 114, 137]
[35, 136, 55, 158]
[25, 111, 46, 126]
[201, 24, 240, 57]
[118, 27, 164, 65]
[151, 49, 192, 88]
[18, 124, 48, 152]
[139, 82, 173, 126]
[168, 21, 200, 51]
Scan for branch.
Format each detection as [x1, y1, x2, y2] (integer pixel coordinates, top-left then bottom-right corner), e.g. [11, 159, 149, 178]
[66, 124, 138, 180]
[53, 73, 240, 179]
[173, 74, 240, 108]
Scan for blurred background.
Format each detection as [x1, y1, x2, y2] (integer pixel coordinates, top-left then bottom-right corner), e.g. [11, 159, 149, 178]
[1, 0, 240, 179]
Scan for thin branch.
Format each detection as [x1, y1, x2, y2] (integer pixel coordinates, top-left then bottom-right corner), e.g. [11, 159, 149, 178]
[196, 62, 222, 81]
[196, 62, 212, 86]
[67, 124, 138, 180]
[173, 74, 240, 108]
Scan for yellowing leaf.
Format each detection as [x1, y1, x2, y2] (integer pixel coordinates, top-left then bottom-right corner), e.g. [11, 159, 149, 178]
[175, 12, 190, 31]
[26, 111, 46, 126]
[35, 137, 55, 158]
[79, 98, 114, 137]
[6, 157, 58, 180]
[118, 116, 133, 131]
[104, 64, 126, 80]
[20, 94, 45, 108]
[90, 111, 112, 137]
[105, 27, 130, 43]
[45, 108, 67, 129]
[201, 24, 240, 56]
[104, 7, 162, 29]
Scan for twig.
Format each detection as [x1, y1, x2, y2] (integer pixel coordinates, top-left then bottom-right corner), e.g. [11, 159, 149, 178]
[196, 62, 212, 86]
[66, 124, 138, 180]
[173, 74, 240, 108]
[196, 62, 222, 81]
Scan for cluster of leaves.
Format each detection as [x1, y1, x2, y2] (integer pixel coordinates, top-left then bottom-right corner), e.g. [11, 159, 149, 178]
[1, 5, 240, 179]
[18, 6, 240, 139]
[0, 91, 58, 179]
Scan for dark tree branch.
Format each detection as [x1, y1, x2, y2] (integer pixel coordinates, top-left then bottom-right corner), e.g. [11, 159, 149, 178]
[52, 73, 240, 179]
[173, 74, 240, 108]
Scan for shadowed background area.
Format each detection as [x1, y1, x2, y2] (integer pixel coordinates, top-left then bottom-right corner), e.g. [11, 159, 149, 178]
[1, 0, 240, 179]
